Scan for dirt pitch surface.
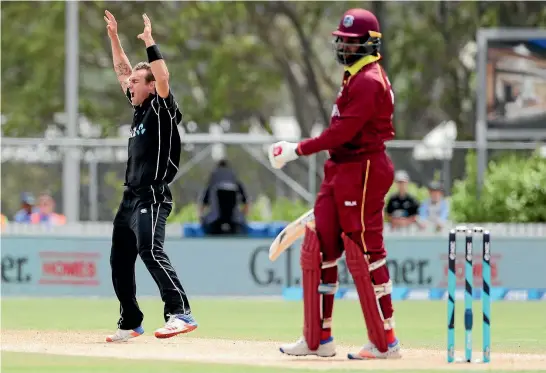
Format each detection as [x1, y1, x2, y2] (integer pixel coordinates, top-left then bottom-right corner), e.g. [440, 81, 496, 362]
[2, 330, 545, 371]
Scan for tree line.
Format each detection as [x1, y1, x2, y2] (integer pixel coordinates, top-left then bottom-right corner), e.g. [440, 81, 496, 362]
[1, 1, 544, 220]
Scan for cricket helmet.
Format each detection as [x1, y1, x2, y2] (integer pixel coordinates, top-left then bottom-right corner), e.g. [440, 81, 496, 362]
[332, 8, 382, 66]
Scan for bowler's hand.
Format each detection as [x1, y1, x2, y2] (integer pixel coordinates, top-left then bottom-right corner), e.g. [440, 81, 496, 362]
[268, 141, 299, 169]
[137, 13, 154, 44]
[104, 10, 118, 39]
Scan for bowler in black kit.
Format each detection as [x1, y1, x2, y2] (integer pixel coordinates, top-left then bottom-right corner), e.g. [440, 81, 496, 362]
[104, 10, 197, 343]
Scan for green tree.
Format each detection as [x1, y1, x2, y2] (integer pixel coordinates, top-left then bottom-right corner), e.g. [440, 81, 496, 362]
[385, 1, 546, 139]
[3, 1, 546, 220]
[451, 150, 546, 223]
[1, 1, 284, 136]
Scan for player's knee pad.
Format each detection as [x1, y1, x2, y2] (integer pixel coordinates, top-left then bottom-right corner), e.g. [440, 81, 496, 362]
[342, 233, 388, 353]
[300, 226, 321, 270]
[319, 259, 339, 293]
[368, 260, 392, 297]
[318, 259, 339, 330]
[369, 259, 395, 327]
[318, 280, 339, 294]
[369, 264, 390, 289]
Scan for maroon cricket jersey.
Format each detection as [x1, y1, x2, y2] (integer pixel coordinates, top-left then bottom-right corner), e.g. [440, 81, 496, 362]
[298, 57, 395, 162]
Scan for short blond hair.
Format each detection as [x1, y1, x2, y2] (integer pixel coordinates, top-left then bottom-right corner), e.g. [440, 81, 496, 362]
[133, 62, 155, 83]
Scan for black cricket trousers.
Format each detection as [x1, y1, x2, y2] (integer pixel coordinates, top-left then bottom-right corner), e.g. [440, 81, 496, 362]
[110, 184, 191, 330]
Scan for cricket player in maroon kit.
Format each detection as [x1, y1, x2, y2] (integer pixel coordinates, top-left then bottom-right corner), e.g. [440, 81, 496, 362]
[268, 8, 401, 360]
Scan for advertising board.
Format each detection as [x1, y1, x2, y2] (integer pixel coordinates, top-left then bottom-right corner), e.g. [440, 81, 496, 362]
[2, 236, 545, 297]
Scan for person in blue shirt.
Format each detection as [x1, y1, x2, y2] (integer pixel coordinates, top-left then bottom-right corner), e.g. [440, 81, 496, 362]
[13, 192, 37, 223]
[418, 181, 449, 232]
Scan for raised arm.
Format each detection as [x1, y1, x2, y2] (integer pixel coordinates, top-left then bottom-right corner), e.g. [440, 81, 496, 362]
[104, 10, 132, 93]
[137, 14, 170, 99]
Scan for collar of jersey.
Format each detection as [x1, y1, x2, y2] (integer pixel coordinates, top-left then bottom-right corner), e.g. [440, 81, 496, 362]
[136, 93, 155, 108]
[344, 53, 381, 76]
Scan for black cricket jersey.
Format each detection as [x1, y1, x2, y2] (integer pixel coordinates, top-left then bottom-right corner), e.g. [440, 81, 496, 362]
[124, 89, 182, 188]
[385, 193, 420, 218]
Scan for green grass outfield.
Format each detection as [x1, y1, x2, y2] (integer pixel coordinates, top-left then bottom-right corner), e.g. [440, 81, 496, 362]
[2, 298, 546, 372]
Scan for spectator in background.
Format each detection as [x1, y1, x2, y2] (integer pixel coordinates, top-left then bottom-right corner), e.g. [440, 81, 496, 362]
[419, 181, 449, 232]
[385, 170, 424, 230]
[199, 160, 249, 235]
[13, 192, 37, 223]
[31, 192, 66, 226]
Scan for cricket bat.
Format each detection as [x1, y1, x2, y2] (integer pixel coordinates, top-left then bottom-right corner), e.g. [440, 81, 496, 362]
[268, 208, 315, 261]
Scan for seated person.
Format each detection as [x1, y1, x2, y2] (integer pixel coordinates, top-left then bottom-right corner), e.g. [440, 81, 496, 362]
[13, 192, 37, 223]
[199, 160, 249, 235]
[419, 181, 449, 232]
[385, 170, 424, 230]
[31, 192, 66, 226]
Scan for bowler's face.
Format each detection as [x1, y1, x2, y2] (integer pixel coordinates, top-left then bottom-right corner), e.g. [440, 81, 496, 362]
[128, 70, 154, 105]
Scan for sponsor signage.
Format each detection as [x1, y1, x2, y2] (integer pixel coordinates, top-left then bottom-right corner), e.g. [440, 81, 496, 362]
[39, 251, 100, 286]
[1, 236, 545, 297]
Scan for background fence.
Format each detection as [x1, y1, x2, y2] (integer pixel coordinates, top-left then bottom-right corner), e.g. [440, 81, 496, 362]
[1, 136, 543, 222]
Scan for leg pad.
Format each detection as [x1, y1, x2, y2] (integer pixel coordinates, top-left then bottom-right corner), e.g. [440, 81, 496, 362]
[343, 233, 388, 353]
[300, 226, 322, 351]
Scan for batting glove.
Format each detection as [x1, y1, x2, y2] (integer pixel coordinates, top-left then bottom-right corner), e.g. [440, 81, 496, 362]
[268, 141, 299, 169]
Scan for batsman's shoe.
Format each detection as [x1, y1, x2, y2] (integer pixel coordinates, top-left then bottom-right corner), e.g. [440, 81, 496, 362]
[105, 326, 144, 343]
[347, 339, 402, 360]
[154, 313, 198, 339]
[279, 336, 336, 357]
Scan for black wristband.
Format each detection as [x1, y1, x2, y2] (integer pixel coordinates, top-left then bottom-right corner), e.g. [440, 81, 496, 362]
[146, 45, 163, 63]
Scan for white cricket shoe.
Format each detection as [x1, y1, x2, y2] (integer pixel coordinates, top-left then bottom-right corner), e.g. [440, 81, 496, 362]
[279, 336, 336, 357]
[154, 313, 198, 339]
[347, 339, 402, 360]
[105, 326, 144, 343]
